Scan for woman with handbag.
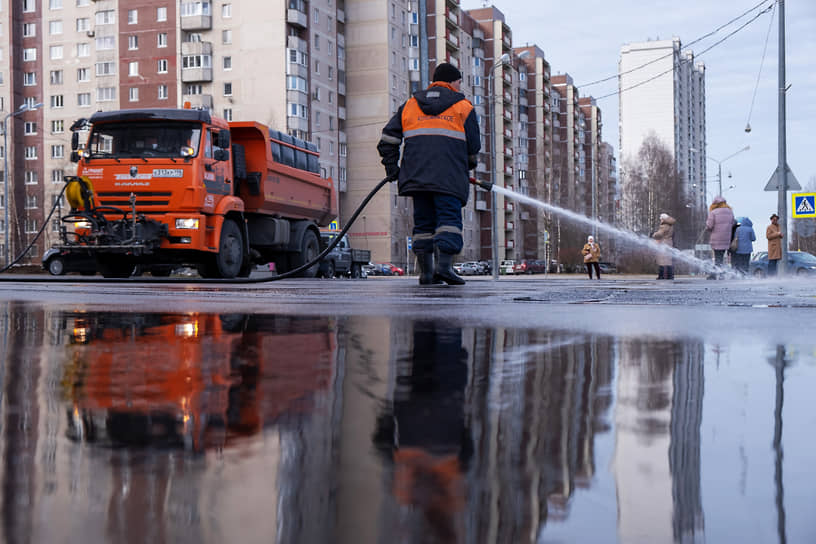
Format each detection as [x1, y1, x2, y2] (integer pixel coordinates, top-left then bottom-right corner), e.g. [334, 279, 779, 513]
[705, 196, 735, 279]
[581, 235, 601, 279]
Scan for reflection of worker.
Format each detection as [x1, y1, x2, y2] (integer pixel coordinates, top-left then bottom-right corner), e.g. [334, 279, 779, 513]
[373, 321, 471, 541]
[377, 63, 481, 286]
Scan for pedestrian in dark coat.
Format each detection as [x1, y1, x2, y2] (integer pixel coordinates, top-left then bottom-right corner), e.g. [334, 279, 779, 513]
[705, 196, 735, 279]
[766, 213, 783, 276]
[652, 213, 676, 280]
[733, 217, 756, 275]
[377, 62, 481, 286]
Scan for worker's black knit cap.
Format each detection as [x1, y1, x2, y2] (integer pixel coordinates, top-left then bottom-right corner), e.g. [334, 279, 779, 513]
[432, 62, 462, 83]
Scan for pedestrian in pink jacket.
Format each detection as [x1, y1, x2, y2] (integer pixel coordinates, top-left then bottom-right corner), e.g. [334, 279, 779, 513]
[705, 196, 735, 279]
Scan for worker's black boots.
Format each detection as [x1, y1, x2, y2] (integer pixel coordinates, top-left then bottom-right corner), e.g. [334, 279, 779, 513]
[434, 252, 465, 285]
[417, 253, 443, 286]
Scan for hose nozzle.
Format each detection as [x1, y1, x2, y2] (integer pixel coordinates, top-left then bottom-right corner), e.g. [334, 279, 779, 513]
[469, 177, 494, 192]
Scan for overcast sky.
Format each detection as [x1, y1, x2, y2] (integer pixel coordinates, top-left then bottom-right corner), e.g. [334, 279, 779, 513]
[461, 0, 816, 251]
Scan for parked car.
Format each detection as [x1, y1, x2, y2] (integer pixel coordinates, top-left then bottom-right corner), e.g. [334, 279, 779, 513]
[42, 248, 97, 276]
[598, 262, 618, 274]
[477, 261, 491, 275]
[749, 250, 816, 277]
[499, 260, 516, 275]
[454, 262, 481, 276]
[514, 259, 547, 275]
[383, 263, 404, 276]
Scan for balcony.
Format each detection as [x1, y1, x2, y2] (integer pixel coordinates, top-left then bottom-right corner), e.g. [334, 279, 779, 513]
[505, 221, 514, 231]
[287, 61, 308, 79]
[502, 34, 512, 48]
[288, 116, 308, 133]
[505, 201, 514, 212]
[475, 199, 488, 211]
[504, 147, 513, 158]
[446, 8, 460, 27]
[504, 165, 513, 176]
[181, 14, 212, 31]
[446, 53, 459, 68]
[503, 110, 512, 121]
[183, 93, 213, 110]
[181, 67, 213, 82]
[338, 106, 346, 120]
[506, 240, 515, 249]
[503, 90, 512, 103]
[337, 8, 345, 23]
[287, 35, 307, 52]
[519, 95, 527, 106]
[337, 33, 345, 48]
[287, 8, 308, 29]
[182, 40, 212, 56]
[503, 72, 512, 85]
[446, 30, 459, 49]
[476, 161, 488, 174]
[473, 47, 484, 59]
[503, 128, 512, 140]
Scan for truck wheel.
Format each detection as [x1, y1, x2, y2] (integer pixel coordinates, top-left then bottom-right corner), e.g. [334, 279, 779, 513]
[206, 219, 245, 279]
[289, 229, 320, 278]
[47, 256, 66, 276]
[325, 260, 336, 279]
[351, 263, 362, 279]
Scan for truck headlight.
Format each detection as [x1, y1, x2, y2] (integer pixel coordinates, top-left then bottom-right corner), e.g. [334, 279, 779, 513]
[73, 220, 91, 229]
[175, 218, 199, 229]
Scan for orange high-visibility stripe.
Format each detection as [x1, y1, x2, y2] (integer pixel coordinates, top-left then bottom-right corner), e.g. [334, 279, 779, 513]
[401, 98, 473, 140]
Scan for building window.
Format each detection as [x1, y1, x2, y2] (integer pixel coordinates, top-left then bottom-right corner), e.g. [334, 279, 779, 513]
[157, 7, 167, 21]
[222, 30, 232, 44]
[77, 0, 90, 7]
[157, 59, 168, 73]
[128, 9, 138, 24]
[23, 48, 37, 62]
[129, 87, 139, 102]
[222, 4, 231, 18]
[96, 10, 115, 25]
[25, 97, 37, 109]
[223, 108, 233, 121]
[128, 35, 138, 50]
[95, 62, 115, 76]
[51, 120, 64, 134]
[25, 220, 37, 234]
[50, 70, 64, 85]
[223, 82, 232, 96]
[223, 56, 232, 70]
[23, 23, 36, 37]
[184, 84, 202, 95]
[76, 17, 89, 32]
[76, 43, 90, 57]
[128, 61, 139, 76]
[96, 36, 115, 50]
[328, 66, 334, 80]
[313, 34, 319, 51]
[51, 145, 65, 158]
[181, 2, 212, 17]
[49, 20, 63, 35]
[49, 0, 63, 9]
[157, 33, 167, 47]
[50, 45, 64, 59]
[26, 194, 37, 208]
[23, 72, 36, 86]
[25, 146, 38, 160]
[51, 169, 64, 183]
[77, 67, 89, 81]
[50, 95, 64, 108]
[24, 122, 37, 135]
[96, 87, 116, 102]
[158, 85, 168, 100]
[182, 55, 212, 69]
[77, 92, 91, 106]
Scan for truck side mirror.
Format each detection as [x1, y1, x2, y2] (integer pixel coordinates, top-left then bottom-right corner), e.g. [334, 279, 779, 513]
[71, 132, 79, 151]
[70, 151, 80, 163]
[213, 148, 230, 162]
[218, 131, 230, 149]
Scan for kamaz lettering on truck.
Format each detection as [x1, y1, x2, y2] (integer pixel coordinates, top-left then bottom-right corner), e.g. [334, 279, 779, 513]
[60, 107, 337, 278]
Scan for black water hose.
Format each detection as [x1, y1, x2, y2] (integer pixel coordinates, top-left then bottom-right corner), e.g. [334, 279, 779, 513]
[0, 177, 392, 283]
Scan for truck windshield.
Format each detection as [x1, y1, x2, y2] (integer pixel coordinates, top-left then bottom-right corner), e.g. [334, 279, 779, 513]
[86, 121, 202, 159]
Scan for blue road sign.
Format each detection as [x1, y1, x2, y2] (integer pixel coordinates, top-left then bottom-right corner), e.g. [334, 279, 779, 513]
[792, 193, 816, 218]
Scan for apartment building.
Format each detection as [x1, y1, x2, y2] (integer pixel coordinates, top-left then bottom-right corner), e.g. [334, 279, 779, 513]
[578, 96, 601, 223]
[619, 38, 707, 237]
[599, 141, 617, 224]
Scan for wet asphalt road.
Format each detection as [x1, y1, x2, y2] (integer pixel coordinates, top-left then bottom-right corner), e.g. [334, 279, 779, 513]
[0, 274, 814, 543]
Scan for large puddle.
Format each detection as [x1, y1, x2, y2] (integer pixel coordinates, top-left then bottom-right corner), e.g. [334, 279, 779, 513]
[0, 306, 813, 543]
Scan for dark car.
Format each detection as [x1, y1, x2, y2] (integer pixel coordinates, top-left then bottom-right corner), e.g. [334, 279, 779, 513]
[598, 262, 618, 274]
[42, 248, 97, 276]
[749, 250, 816, 277]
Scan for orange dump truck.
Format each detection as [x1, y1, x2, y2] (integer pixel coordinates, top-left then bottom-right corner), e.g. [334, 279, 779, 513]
[62, 107, 337, 278]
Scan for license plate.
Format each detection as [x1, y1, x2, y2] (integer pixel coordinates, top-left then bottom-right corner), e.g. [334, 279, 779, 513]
[152, 169, 184, 178]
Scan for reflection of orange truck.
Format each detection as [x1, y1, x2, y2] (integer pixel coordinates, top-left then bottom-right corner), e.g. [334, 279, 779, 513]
[62, 313, 337, 452]
[62, 107, 336, 278]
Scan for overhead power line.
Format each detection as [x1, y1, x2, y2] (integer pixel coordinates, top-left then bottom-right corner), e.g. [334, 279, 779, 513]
[578, 0, 775, 89]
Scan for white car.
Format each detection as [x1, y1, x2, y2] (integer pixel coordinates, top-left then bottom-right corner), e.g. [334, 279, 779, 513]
[500, 260, 516, 275]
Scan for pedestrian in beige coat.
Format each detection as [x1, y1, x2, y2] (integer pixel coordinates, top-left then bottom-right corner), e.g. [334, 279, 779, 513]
[652, 213, 676, 280]
[581, 235, 601, 279]
[766, 213, 783, 276]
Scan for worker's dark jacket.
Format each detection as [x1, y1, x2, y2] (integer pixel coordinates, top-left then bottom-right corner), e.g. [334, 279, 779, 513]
[377, 82, 481, 205]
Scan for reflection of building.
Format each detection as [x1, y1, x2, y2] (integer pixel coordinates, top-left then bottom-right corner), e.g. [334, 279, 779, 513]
[613, 339, 705, 543]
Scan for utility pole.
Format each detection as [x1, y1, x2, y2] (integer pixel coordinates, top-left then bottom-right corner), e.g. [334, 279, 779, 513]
[776, 0, 788, 274]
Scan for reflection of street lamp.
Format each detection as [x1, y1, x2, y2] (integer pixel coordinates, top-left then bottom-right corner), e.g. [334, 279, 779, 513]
[709, 145, 750, 196]
[488, 53, 511, 280]
[3, 102, 43, 266]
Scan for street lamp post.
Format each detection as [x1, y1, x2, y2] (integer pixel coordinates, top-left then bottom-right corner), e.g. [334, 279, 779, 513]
[488, 53, 510, 280]
[3, 103, 38, 267]
[709, 145, 750, 197]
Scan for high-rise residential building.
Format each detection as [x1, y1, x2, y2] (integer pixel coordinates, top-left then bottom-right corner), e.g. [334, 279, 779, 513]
[599, 141, 618, 224]
[619, 38, 706, 237]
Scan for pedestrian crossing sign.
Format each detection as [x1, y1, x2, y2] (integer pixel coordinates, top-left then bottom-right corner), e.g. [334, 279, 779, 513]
[792, 193, 816, 218]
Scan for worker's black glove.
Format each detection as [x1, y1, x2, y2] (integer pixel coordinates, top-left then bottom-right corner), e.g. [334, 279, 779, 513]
[385, 164, 400, 182]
